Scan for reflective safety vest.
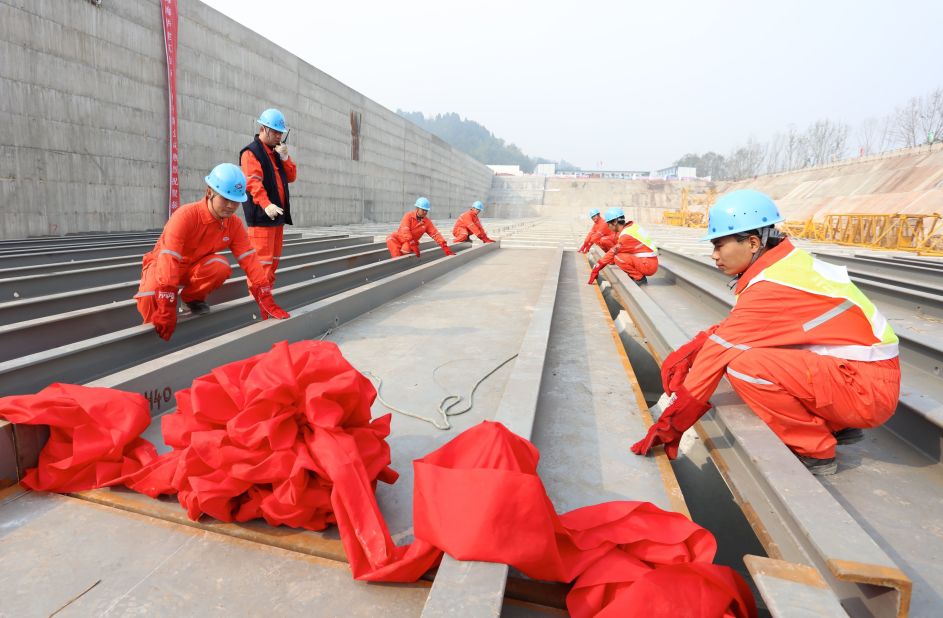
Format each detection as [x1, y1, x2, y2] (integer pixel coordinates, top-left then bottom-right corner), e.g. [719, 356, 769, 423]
[741, 248, 899, 361]
[620, 223, 658, 257]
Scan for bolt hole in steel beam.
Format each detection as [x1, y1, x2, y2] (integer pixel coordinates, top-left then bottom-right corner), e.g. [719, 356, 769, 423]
[587, 246, 912, 618]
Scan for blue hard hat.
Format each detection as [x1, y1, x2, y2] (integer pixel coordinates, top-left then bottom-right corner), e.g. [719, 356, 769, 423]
[702, 190, 784, 241]
[204, 163, 248, 202]
[257, 108, 287, 133]
[603, 207, 624, 223]
[589, 208, 601, 219]
[415, 197, 431, 210]
[472, 201, 484, 211]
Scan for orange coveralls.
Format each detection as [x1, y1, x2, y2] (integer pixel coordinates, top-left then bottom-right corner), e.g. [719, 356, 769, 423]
[582, 218, 617, 252]
[387, 212, 446, 257]
[135, 199, 270, 322]
[240, 144, 297, 282]
[683, 239, 900, 459]
[452, 210, 488, 242]
[595, 225, 658, 281]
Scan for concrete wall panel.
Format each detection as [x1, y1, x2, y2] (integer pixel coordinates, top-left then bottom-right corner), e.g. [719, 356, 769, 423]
[0, 0, 492, 238]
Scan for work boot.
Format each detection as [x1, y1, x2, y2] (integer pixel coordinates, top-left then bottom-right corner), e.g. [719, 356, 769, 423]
[833, 427, 864, 445]
[634, 276, 649, 285]
[186, 300, 211, 316]
[797, 455, 838, 476]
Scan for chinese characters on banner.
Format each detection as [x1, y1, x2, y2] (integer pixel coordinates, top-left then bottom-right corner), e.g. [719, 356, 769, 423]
[161, 0, 180, 217]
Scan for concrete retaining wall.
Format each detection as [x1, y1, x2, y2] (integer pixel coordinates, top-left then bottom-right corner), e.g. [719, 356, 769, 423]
[489, 176, 711, 225]
[0, 0, 493, 239]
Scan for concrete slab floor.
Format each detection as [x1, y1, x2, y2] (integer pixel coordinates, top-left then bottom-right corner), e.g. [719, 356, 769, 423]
[0, 492, 429, 617]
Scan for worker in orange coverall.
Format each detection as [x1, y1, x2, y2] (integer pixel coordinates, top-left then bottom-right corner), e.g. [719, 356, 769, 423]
[452, 201, 495, 243]
[631, 190, 901, 475]
[577, 208, 616, 253]
[135, 163, 290, 341]
[586, 207, 659, 285]
[239, 108, 297, 283]
[386, 197, 456, 258]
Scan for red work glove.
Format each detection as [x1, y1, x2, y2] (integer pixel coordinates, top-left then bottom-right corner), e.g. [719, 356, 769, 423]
[587, 263, 604, 284]
[660, 325, 718, 394]
[152, 285, 178, 341]
[250, 284, 290, 320]
[578, 241, 591, 253]
[631, 386, 712, 459]
[440, 242, 456, 256]
[479, 234, 495, 244]
[409, 241, 421, 257]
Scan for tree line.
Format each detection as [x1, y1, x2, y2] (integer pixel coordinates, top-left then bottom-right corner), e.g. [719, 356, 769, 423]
[397, 110, 580, 173]
[675, 86, 943, 181]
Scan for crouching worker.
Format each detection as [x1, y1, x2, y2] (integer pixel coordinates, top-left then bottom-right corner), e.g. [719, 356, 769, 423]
[577, 208, 616, 253]
[630, 190, 900, 475]
[452, 201, 495, 243]
[386, 197, 455, 258]
[135, 163, 290, 341]
[587, 207, 659, 285]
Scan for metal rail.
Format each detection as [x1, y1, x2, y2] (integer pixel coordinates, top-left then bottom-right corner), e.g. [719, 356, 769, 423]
[589, 247, 912, 618]
[0, 244, 477, 397]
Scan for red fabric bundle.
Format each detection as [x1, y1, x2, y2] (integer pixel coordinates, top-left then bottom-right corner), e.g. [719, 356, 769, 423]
[126, 340, 398, 530]
[0, 383, 157, 492]
[338, 420, 756, 618]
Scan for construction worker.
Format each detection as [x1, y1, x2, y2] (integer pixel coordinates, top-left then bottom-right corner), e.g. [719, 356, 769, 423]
[135, 163, 290, 341]
[386, 197, 456, 258]
[630, 190, 901, 475]
[577, 208, 616, 253]
[586, 207, 659, 285]
[240, 108, 297, 283]
[452, 201, 495, 243]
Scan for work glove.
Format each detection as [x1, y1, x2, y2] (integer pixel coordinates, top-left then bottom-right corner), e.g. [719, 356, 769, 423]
[479, 234, 495, 244]
[630, 386, 712, 459]
[439, 242, 456, 256]
[660, 326, 718, 394]
[152, 285, 178, 341]
[578, 241, 591, 253]
[274, 143, 289, 159]
[409, 241, 421, 257]
[587, 262, 604, 284]
[250, 284, 290, 320]
[264, 204, 284, 220]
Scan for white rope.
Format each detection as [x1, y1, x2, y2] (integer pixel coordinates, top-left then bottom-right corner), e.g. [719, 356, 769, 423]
[364, 354, 518, 430]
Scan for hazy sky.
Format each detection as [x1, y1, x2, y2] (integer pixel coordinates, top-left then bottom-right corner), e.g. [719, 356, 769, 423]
[202, 0, 942, 170]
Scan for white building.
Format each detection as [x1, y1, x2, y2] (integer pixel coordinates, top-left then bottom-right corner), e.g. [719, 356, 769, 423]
[487, 164, 523, 176]
[656, 165, 698, 180]
[534, 163, 556, 176]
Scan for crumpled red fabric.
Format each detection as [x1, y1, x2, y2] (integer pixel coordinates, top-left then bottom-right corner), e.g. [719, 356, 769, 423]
[126, 340, 398, 530]
[0, 383, 157, 492]
[336, 420, 756, 618]
[2, 342, 755, 617]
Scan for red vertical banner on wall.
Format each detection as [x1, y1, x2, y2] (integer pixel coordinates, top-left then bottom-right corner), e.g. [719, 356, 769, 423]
[161, 0, 180, 217]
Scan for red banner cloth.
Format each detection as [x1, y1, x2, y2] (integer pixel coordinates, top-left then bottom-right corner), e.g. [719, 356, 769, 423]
[2, 342, 755, 617]
[0, 384, 157, 492]
[126, 340, 398, 530]
[160, 0, 180, 216]
[340, 420, 756, 618]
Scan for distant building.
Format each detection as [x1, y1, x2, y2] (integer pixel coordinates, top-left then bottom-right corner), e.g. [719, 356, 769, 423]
[656, 165, 697, 180]
[555, 169, 651, 180]
[487, 164, 523, 176]
[534, 163, 556, 176]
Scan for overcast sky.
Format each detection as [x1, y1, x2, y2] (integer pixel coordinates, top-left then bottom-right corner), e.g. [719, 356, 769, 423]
[202, 0, 942, 170]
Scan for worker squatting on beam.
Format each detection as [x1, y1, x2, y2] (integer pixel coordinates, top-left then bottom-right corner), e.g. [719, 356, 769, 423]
[239, 108, 297, 284]
[631, 190, 901, 476]
[452, 201, 495, 244]
[577, 208, 617, 254]
[587, 207, 660, 285]
[386, 197, 456, 258]
[134, 163, 290, 341]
